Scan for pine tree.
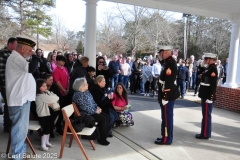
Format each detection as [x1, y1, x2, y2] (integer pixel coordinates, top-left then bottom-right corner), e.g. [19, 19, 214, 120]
[2, 0, 55, 41]
[76, 40, 84, 54]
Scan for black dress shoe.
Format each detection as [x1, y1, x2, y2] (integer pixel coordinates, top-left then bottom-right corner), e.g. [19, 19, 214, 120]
[156, 137, 162, 141]
[154, 140, 172, 145]
[97, 139, 110, 146]
[195, 134, 209, 139]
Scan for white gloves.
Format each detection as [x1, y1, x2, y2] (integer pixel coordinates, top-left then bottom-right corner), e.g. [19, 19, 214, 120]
[162, 100, 168, 105]
[206, 99, 213, 103]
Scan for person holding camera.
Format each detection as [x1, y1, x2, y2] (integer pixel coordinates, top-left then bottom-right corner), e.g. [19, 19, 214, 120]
[96, 56, 112, 89]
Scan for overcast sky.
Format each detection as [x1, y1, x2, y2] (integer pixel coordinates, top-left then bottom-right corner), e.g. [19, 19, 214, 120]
[51, 0, 183, 31]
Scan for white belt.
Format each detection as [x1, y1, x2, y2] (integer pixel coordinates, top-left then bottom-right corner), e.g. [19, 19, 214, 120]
[159, 80, 164, 84]
[200, 82, 210, 86]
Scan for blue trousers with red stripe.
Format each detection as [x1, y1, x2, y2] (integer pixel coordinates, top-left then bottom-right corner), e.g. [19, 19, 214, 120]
[200, 99, 213, 138]
[160, 101, 175, 144]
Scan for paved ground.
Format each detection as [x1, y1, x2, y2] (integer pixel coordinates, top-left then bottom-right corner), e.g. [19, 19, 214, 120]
[0, 90, 240, 160]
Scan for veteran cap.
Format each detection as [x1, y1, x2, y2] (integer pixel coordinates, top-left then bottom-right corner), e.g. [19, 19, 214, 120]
[204, 53, 217, 60]
[17, 36, 36, 48]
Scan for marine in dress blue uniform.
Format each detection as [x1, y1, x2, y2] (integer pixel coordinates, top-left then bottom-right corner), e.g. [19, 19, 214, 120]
[196, 53, 218, 139]
[155, 46, 180, 145]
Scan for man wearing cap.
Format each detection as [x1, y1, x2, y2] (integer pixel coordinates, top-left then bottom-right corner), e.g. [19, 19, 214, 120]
[196, 53, 218, 140]
[155, 46, 180, 145]
[0, 37, 17, 132]
[6, 36, 38, 159]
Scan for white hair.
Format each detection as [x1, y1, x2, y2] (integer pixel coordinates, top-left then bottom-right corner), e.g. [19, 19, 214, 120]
[72, 78, 87, 91]
[197, 59, 203, 66]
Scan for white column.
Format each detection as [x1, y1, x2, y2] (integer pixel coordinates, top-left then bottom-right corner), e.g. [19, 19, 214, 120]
[84, 0, 98, 67]
[236, 39, 240, 87]
[223, 22, 240, 88]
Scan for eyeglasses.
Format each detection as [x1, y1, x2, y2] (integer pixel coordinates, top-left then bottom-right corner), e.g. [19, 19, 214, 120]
[98, 61, 104, 63]
[73, 54, 77, 56]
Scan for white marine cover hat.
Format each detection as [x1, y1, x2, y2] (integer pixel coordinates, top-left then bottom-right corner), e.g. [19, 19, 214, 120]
[203, 52, 217, 59]
[158, 45, 173, 51]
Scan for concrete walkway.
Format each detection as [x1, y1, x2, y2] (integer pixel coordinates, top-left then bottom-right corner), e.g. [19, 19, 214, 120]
[0, 91, 240, 160]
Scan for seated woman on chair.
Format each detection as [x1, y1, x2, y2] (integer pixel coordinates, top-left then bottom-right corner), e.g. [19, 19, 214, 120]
[90, 75, 118, 137]
[72, 78, 110, 146]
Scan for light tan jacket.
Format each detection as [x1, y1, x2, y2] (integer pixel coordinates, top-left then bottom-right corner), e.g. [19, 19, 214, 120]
[35, 91, 60, 117]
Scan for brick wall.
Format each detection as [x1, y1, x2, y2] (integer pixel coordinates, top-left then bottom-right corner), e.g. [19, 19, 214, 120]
[215, 86, 240, 113]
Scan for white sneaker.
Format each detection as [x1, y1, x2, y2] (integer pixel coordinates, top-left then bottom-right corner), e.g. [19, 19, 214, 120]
[144, 94, 146, 96]
[147, 94, 149, 96]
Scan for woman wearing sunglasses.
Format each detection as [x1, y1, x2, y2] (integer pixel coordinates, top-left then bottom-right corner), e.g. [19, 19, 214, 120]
[96, 56, 112, 89]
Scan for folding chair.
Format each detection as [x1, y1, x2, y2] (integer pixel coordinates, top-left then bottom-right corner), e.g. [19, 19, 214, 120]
[69, 102, 96, 150]
[59, 104, 96, 160]
[6, 121, 41, 155]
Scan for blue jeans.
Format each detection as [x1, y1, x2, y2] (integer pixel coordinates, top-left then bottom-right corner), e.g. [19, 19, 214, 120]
[189, 77, 192, 88]
[8, 101, 31, 160]
[111, 74, 119, 89]
[126, 74, 133, 89]
[140, 79, 144, 93]
[120, 75, 129, 89]
[178, 80, 186, 97]
[109, 108, 118, 134]
[192, 72, 197, 89]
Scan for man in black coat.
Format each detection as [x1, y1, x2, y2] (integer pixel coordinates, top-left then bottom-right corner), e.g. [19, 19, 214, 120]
[155, 46, 180, 145]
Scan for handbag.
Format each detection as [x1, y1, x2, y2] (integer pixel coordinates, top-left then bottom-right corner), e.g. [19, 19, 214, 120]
[70, 116, 85, 132]
[82, 114, 95, 128]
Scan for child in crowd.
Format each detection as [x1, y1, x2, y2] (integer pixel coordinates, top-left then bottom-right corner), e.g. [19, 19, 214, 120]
[86, 66, 96, 80]
[86, 66, 96, 91]
[35, 79, 60, 151]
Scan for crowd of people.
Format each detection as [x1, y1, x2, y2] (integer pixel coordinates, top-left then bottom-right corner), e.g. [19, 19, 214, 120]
[0, 37, 136, 159]
[0, 36, 228, 159]
[175, 55, 227, 99]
